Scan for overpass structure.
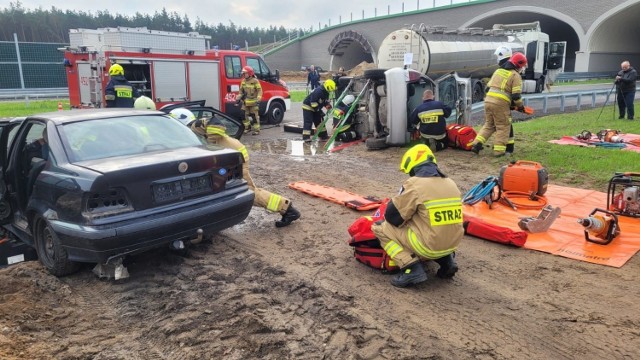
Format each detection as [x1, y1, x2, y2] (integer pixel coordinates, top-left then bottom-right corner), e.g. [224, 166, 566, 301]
[264, 0, 640, 74]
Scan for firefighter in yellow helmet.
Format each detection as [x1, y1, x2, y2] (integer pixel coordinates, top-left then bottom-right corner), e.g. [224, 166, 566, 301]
[105, 63, 139, 108]
[189, 110, 301, 227]
[371, 144, 463, 287]
[469, 51, 528, 156]
[238, 66, 263, 135]
[301, 79, 335, 142]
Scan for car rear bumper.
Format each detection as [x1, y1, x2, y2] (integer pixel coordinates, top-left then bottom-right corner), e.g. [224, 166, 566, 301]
[50, 188, 254, 263]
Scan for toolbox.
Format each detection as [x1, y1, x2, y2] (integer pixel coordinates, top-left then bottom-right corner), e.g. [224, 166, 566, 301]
[498, 160, 549, 196]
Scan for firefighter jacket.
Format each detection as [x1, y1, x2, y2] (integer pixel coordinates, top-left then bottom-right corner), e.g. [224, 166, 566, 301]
[617, 66, 637, 93]
[105, 75, 138, 108]
[332, 102, 354, 131]
[239, 76, 262, 107]
[485, 65, 523, 109]
[385, 163, 464, 258]
[409, 99, 452, 138]
[302, 87, 330, 112]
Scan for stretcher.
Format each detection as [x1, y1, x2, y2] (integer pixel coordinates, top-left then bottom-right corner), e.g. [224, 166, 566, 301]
[288, 181, 383, 211]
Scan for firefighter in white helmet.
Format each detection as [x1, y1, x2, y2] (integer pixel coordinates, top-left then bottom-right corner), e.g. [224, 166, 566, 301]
[469, 50, 527, 156]
[238, 66, 263, 135]
[187, 110, 301, 227]
[134, 95, 156, 110]
[371, 144, 463, 287]
[331, 94, 359, 142]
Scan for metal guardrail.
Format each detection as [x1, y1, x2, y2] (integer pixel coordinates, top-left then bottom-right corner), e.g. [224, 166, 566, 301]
[555, 72, 617, 82]
[0, 88, 68, 100]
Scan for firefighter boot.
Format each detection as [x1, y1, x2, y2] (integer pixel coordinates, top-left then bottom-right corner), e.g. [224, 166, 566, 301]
[471, 142, 483, 155]
[275, 204, 301, 228]
[434, 253, 458, 279]
[391, 261, 427, 288]
[505, 143, 515, 156]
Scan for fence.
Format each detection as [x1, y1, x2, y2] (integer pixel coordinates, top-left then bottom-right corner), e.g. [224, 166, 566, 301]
[0, 36, 67, 90]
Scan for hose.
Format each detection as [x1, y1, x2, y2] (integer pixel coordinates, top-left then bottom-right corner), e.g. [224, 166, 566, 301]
[499, 191, 548, 210]
[462, 176, 500, 205]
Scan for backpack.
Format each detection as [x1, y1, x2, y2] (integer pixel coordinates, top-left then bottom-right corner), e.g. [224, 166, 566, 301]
[446, 124, 477, 150]
[347, 199, 399, 272]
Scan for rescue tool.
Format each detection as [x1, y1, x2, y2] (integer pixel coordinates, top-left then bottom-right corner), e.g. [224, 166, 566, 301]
[578, 208, 620, 245]
[607, 172, 640, 218]
[517, 205, 561, 233]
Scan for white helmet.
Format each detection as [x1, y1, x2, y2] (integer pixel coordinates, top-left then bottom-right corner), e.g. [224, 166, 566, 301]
[134, 96, 156, 110]
[169, 108, 196, 125]
[494, 46, 512, 64]
[342, 94, 355, 106]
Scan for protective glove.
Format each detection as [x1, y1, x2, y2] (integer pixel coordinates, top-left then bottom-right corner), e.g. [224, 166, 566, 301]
[517, 105, 525, 113]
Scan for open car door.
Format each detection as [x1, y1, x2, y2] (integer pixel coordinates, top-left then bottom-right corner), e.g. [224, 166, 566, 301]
[160, 100, 244, 140]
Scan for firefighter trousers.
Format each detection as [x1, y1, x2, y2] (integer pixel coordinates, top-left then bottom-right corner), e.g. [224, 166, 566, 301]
[243, 105, 260, 132]
[475, 102, 513, 154]
[302, 109, 328, 140]
[371, 222, 454, 269]
[243, 166, 290, 215]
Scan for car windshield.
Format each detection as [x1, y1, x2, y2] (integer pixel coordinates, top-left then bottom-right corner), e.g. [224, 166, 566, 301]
[60, 114, 203, 162]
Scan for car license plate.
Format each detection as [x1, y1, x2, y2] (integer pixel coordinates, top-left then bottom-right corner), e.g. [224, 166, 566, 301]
[153, 175, 212, 203]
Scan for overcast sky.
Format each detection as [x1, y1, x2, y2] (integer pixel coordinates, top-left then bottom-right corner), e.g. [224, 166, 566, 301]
[13, 0, 471, 30]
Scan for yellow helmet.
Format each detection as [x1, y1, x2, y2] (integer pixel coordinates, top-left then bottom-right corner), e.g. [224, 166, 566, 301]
[109, 64, 124, 76]
[323, 79, 336, 92]
[400, 144, 437, 174]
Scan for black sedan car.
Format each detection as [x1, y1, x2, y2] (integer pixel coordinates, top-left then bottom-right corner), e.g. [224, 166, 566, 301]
[0, 109, 254, 276]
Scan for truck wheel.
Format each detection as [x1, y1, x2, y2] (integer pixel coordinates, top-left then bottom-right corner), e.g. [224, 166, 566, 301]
[34, 216, 80, 276]
[364, 69, 388, 81]
[365, 137, 389, 150]
[267, 102, 285, 125]
[536, 77, 545, 93]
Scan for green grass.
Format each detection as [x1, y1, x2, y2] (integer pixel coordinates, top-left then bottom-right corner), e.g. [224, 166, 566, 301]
[2, 99, 638, 190]
[289, 90, 306, 102]
[492, 106, 640, 189]
[554, 79, 612, 86]
[0, 100, 67, 117]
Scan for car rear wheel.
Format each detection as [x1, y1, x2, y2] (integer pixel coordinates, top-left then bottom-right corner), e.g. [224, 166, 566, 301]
[267, 101, 285, 125]
[34, 216, 80, 276]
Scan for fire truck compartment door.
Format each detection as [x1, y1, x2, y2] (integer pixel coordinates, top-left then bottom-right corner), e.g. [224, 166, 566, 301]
[188, 62, 220, 109]
[153, 61, 188, 101]
[77, 62, 92, 105]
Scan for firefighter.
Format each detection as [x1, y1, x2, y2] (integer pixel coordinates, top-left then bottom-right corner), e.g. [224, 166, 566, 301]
[371, 144, 463, 288]
[184, 109, 301, 227]
[238, 66, 262, 135]
[133, 95, 156, 110]
[301, 79, 335, 142]
[409, 89, 452, 152]
[469, 50, 527, 156]
[105, 64, 139, 108]
[331, 94, 359, 142]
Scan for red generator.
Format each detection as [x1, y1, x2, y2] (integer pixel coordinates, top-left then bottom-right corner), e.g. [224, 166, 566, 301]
[498, 160, 549, 196]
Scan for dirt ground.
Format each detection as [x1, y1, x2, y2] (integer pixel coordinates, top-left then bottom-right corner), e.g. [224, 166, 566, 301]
[1, 103, 639, 360]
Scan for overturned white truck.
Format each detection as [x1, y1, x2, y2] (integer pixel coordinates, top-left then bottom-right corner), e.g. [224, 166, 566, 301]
[344, 22, 566, 149]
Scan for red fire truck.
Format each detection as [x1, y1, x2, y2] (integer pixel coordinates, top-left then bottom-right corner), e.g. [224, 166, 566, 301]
[63, 27, 290, 124]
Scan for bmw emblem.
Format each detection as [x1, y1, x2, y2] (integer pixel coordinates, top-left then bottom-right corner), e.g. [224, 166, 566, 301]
[218, 168, 228, 176]
[178, 162, 188, 173]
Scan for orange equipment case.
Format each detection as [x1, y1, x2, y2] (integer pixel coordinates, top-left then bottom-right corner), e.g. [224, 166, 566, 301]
[498, 160, 549, 196]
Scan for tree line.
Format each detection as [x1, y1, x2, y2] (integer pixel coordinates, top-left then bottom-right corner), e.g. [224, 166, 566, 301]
[0, 1, 309, 49]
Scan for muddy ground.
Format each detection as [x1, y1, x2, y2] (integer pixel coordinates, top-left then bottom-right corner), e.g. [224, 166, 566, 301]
[1, 103, 639, 360]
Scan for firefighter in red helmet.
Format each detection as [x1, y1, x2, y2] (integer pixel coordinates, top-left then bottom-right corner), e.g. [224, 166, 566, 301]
[470, 51, 528, 157]
[238, 66, 263, 135]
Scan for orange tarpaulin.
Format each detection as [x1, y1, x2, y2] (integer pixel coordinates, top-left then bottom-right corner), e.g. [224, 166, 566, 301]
[463, 185, 640, 267]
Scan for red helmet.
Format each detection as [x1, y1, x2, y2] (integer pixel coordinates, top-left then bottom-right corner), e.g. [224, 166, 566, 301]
[241, 66, 255, 77]
[509, 52, 528, 69]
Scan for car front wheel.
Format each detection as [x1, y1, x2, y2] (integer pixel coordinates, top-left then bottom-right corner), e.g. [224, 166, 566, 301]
[34, 216, 80, 276]
[267, 101, 285, 125]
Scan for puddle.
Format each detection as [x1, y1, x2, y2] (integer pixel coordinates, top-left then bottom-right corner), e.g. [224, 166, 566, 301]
[246, 139, 339, 157]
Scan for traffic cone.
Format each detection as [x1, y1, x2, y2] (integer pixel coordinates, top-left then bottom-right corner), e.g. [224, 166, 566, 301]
[57, 102, 63, 111]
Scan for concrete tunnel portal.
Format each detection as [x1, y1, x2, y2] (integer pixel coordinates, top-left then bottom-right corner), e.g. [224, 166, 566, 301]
[328, 30, 375, 72]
